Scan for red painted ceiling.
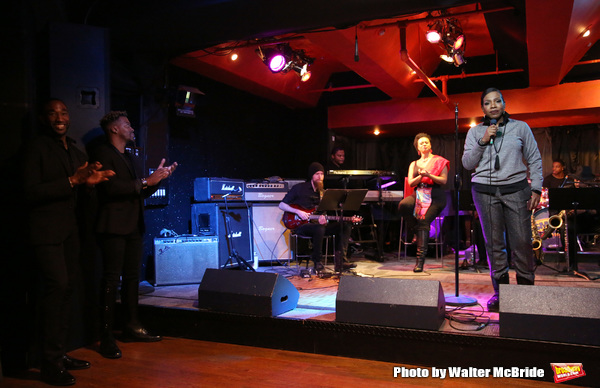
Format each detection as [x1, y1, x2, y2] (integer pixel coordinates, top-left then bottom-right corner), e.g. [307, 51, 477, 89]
[168, 0, 600, 137]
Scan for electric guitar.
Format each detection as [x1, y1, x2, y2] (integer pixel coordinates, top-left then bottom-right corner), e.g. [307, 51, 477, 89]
[282, 204, 363, 230]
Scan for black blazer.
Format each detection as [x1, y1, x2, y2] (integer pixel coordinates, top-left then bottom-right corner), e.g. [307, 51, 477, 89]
[22, 135, 88, 245]
[92, 142, 157, 235]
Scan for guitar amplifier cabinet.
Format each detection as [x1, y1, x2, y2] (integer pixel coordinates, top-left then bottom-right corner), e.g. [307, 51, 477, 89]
[193, 177, 244, 201]
[153, 236, 219, 286]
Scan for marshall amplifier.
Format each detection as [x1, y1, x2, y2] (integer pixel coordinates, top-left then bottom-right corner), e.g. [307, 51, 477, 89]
[191, 203, 255, 269]
[193, 177, 244, 202]
[153, 236, 219, 286]
[244, 182, 288, 202]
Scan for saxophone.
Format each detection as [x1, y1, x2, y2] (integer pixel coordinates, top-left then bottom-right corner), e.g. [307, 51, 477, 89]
[548, 210, 566, 230]
[531, 209, 544, 264]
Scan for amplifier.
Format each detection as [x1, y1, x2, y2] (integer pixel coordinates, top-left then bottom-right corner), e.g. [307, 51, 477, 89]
[194, 177, 244, 202]
[244, 182, 288, 202]
[153, 236, 219, 286]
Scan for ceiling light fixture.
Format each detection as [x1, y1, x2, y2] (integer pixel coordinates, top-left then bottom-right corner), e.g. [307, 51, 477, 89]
[426, 17, 467, 67]
[426, 20, 443, 44]
[256, 43, 314, 81]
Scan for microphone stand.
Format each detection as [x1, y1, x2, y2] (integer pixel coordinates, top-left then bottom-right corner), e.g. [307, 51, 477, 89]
[221, 193, 255, 272]
[445, 103, 477, 306]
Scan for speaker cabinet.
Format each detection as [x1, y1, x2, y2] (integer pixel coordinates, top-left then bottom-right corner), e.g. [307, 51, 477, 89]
[500, 284, 600, 346]
[251, 204, 291, 262]
[197, 269, 299, 316]
[191, 203, 219, 236]
[336, 277, 446, 330]
[191, 203, 254, 268]
[153, 237, 219, 286]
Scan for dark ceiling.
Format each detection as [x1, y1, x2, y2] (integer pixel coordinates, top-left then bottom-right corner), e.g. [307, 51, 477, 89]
[66, 0, 600, 136]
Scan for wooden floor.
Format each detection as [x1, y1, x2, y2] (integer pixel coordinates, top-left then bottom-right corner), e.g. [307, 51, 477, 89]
[2, 337, 579, 387]
[3, 250, 596, 387]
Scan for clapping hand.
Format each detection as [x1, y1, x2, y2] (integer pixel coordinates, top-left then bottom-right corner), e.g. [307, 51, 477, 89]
[147, 159, 178, 186]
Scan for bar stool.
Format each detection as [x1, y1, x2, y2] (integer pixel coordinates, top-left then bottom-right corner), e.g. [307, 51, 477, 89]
[290, 232, 336, 270]
[398, 216, 444, 261]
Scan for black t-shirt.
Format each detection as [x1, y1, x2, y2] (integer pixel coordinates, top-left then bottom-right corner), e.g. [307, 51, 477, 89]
[282, 181, 320, 211]
[543, 174, 566, 188]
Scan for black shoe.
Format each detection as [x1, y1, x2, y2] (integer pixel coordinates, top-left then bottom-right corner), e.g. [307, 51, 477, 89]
[487, 294, 500, 312]
[334, 262, 355, 272]
[99, 339, 122, 359]
[41, 366, 76, 386]
[122, 326, 162, 343]
[63, 354, 90, 370]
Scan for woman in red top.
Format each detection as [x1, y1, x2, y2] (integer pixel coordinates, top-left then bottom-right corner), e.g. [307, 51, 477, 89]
[399, 133, 449, 272]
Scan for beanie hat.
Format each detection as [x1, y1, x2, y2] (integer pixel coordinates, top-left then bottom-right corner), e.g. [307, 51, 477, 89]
[308, 162, 325, 179]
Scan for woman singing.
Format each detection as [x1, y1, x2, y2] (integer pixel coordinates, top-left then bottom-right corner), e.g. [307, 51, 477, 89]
[462, 87, 542, 312]
[399, 133, 449, 272]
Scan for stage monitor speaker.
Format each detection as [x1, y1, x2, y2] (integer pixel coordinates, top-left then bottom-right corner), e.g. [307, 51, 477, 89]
[336, 277, 446, 330]
[251, 204, 291, 262]
[153, 237, 219, 286]
[499, 284, 600, 346]
[197, 269, 299, 316]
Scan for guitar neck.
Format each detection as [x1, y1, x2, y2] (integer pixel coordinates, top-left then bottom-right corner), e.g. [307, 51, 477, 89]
[310, 215, 355, 222]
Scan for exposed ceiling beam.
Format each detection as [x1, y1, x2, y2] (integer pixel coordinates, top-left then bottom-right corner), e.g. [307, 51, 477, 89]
[328, 80, 600, 137]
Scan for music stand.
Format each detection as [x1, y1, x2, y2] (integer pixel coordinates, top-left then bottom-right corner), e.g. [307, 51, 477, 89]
[549, 188, 599, 280]
[317, 189, 368, 274]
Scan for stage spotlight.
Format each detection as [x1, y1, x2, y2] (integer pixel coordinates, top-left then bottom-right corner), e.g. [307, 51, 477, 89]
[257, 43, 314, 79]
[453, 52, 466, 66]
[292, 63, 311, 82]
[426, 17, 466, 67]
[443, 19, 465, 51]
[426, 20, 443, 44]
[266, 49, 287, 72]
[440, 54, 454, 63]
[256, 46, 289, 73]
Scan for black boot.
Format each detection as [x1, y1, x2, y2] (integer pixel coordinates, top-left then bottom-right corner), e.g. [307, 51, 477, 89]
[334, 251, 354, 272]
[99, 286, 122, 359]
[487, 273, 509, 312]
[121, 280, 161, 343]
[413, 230, 428, 272]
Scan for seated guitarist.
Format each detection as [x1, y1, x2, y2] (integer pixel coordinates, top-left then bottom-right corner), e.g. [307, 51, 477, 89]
[279, 162, 356, 273]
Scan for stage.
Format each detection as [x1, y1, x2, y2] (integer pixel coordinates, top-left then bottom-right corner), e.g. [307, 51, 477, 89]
[135, 250, 600, 386]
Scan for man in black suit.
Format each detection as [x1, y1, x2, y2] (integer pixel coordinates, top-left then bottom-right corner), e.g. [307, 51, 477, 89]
[93, 111, 176, 359]
[23, 99, 114, 386]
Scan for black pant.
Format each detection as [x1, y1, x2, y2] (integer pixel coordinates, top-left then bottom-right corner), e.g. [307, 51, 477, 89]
[98, 231, 143, 328]
[294, 221, 352, 263]
[34, 230, 80, 367]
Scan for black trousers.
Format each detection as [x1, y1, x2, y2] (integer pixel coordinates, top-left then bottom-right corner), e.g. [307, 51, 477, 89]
[34, 230, 80, 367]
[294, 221, 352, 263]
[98, 231, 143, 327]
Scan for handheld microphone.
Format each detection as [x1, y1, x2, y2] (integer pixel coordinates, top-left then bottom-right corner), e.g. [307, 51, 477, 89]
[489, 118, 497, 145]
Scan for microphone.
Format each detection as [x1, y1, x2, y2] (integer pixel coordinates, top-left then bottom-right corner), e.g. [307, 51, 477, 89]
[354, 29, 359, 62]
[489, 118, 497, 145]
